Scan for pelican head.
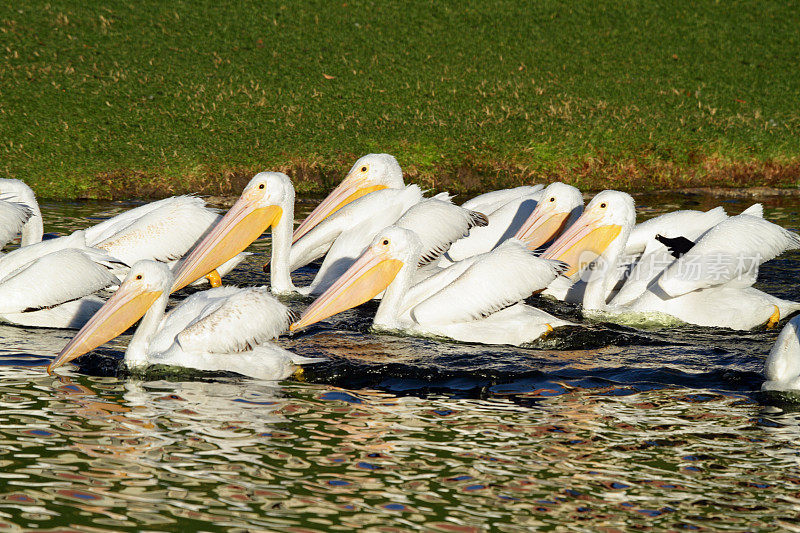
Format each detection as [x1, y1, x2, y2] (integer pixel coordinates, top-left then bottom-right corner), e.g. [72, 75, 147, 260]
[541, 190, 634, 277]
[290, 226, 418, 331]
[514, 183, 584, 251]
[171, 172, 293, 292]
[48, 261, 171, 372]
[291, 153, 404, 244]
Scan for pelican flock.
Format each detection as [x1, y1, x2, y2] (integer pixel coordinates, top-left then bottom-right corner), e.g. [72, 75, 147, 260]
[2, 153, 799, 390]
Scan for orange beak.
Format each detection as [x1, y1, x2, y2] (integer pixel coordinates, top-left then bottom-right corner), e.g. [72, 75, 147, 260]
[514, 204, 572, 251]
[171, 193, 282, 292]
[292, 174, 386, 244]
[48, 282, 162, 372]
[290, 248, 403, 331]
[541, 210, 621, 277]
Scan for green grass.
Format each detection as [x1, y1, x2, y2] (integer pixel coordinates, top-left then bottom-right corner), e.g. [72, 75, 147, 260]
[1, 1, 799, 198]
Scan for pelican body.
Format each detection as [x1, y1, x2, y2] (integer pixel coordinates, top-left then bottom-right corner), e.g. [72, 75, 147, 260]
[543, 190, 800, 330]
[48, 261, 319, 379]
[291, 227, 571, 345]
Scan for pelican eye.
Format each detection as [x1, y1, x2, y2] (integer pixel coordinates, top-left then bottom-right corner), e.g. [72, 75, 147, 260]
[382, 239, 389, 245]
[600, 202, 607, 208]
[549, 197, 555, 202]
[259, 183, 265, 189]
[135, 274, 142, 280]
[361, 166, 368, 172]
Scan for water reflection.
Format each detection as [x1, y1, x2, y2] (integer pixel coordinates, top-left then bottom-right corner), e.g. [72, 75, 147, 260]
[1, 371, 799, 530]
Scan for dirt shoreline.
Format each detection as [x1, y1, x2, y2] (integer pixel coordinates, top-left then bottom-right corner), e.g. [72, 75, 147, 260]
[54, 154, 797, 204]
[196, 185, 800, 209]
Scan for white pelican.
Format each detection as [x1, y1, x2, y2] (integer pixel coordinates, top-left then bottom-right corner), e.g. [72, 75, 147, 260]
[290, 226, 571, 345]
[513, 182, 584, 250]
[542, 190, 800, 330]
[291, 153, 405, 244]
[0, 178, 42, 245]
[0, 198, 31, 251]
[171, 172, 488, 297]
[763, 315, 800, 391]
[171, 172, 297, 294]
[0, 178, 246, 287]
[47, 261, 320, 379]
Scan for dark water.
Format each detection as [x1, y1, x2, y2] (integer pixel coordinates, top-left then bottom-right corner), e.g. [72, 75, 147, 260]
[1, 192, 800, 531]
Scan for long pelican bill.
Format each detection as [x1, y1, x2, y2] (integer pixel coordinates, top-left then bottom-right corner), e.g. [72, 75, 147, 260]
[292, 177, 387, 244]
[514, 208, 571, 251]
[541, 214, 621, 277]
[290, 250, 403, 331]
[171, 198, 282, 292]
[47, 285, 162, 372]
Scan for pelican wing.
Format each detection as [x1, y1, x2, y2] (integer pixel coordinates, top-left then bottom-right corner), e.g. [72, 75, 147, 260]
[658, 214, 800, 297]
[85, 196, 211, 244]
[0, 199, 31, 248]
[0, 248, 120, 314]
[445, 191, 542, 262]
[410, 239, 565, 326]
[0, 230, 90, 281]
[626, 207, 728, 257]
[461, 185, 543, 214]
[163, 286, 292, 354]
[396, 194, 488, 265]
[92, 196, 220, 264]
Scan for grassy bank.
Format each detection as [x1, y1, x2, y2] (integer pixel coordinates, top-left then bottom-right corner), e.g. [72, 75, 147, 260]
[1, 1, 798, 199]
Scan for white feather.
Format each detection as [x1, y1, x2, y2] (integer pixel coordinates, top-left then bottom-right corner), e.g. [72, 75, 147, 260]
[0, 249, 118, 314]
[659, 214, 800, 297]
[167, 287, 292, 354]
[0, 199, 31, 249]
[445, 188, 543, 262]
[396, 195, 488, 266]
[93, 196, 220, 264]
[411, 239, 563, 326]
[625, 206, 728, 257]
[290, 185, 424, 273]
[461, 185, 543, 213]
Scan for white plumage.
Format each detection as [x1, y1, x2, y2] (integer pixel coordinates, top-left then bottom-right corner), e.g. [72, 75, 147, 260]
[658, 214, 800, 297]
[49, 261, 320, 380]
[291, 185, 424, 294]
[395, 193, 488, 266]
[460, 185, 543, 214]
[0, 199, 31, 251]
[444, 187, 543, 262]
[763, 315, 800, 391]
[90, 196, 221, 264]
[543, 190, 800, 330]
[624, 206, 730, 257]
[410, 239, 565, 327]
[0, 248, 121, 315]
[0, 179, 42, 245]
[293, 226, 572, 345]
[0, 184, 248, 329]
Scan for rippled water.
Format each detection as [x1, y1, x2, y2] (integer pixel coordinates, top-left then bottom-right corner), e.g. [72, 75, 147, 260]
[2, 192, 800, 531]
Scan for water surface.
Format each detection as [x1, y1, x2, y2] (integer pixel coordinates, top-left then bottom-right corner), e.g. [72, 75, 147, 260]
[1, 192, 800, 531]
